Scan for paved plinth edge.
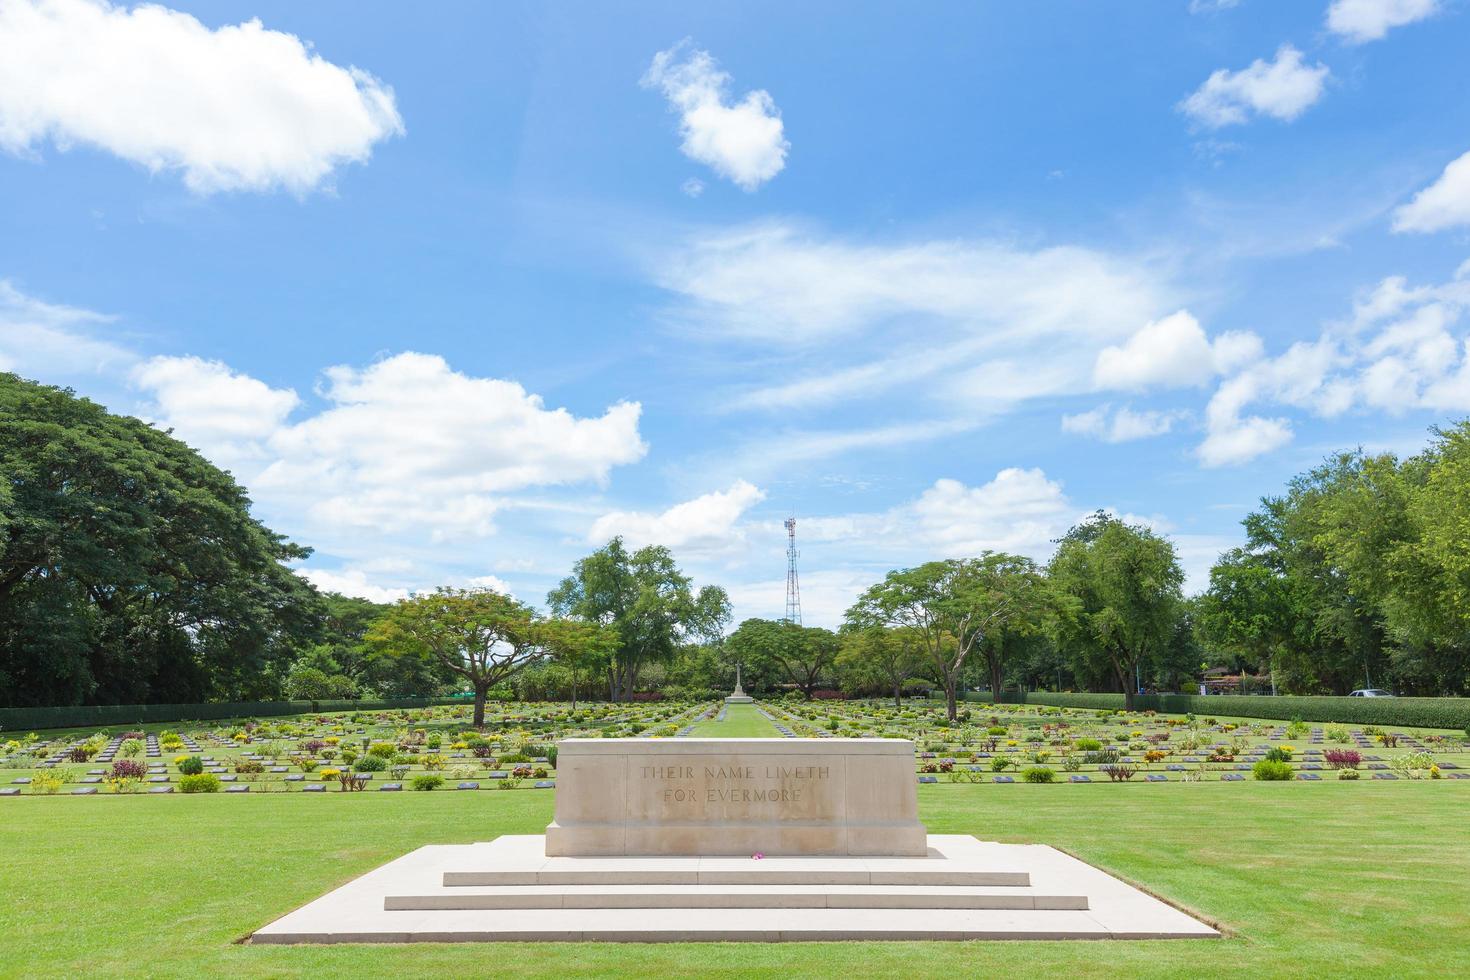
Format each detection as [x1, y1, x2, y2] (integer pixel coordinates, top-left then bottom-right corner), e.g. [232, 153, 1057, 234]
[249, 835, 1220, 943]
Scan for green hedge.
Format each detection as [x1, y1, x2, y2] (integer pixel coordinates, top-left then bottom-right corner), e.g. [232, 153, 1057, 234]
[964, 691, 1470, 730]
[0, 697, 462, 733]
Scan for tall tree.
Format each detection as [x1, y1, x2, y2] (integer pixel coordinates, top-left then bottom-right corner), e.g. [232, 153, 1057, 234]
[728, 618, 840, 699]
[365, 587, 541, 727]
[836, 626, 925, 706]
[1048, 512, 1184, 710]
[537, 617, 618, 710]
[547, 538, 730, 700]
[0, 374, 318, 707]
[846, 552, 1038, 721]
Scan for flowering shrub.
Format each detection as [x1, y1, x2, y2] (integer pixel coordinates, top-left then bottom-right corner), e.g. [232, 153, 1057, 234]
[1264, 747, 1293, 763]
[1338, 768, 1360, 780]
[319, 768, 341, 781]
[30, 769, 67, 794]
[1074, 738, 1102, 752]
[1144, 750, 1167, 764]
[411, 774, 443, 791]
[67, 746, 94, 762]
[1323, 749, 1361, 769]
[110, 760, 147, 780]
[179, 773, 221, 793]
[301, 739, 326, 755]
[118, 739, 144, 758]
[1022, 766, 1056, 783]
[234, 760, 265, 774]
[354, 755, 387, 772]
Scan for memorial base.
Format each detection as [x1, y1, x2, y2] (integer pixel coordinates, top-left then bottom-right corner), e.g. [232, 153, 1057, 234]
[250, 835, 1219, 943]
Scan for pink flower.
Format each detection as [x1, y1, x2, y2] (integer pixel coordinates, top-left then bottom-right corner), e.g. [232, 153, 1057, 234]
[752, 852, 764, 860]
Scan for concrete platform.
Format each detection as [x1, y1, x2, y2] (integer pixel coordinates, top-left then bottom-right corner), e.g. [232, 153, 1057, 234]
[250, 835, 1219, 943]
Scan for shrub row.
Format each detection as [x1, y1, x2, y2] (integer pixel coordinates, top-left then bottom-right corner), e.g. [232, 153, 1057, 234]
[965, 691, 1470, 730]
[0, 697, 464, 733]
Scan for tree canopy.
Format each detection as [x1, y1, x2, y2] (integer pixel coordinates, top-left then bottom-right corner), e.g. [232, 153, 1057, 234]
[1048, 513, 1184, 710]
[547, 537, 730, 700]
[0, 374, 318, 707]
[365, 587, 542, 726]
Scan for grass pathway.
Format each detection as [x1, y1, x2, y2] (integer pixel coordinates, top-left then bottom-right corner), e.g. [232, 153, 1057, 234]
[684, 702, 781, 738]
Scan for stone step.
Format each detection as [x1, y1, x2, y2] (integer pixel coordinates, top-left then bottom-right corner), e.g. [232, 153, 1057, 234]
[255, 906, 1212, 943]
[250, 837, 1220, 944]
[444, 865, 1030, 887]
[388, 883, 1086, 911]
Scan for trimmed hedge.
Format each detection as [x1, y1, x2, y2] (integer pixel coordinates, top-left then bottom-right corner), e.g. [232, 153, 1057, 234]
[0, 697, 463, 733]
[963, 690, 1470, 730]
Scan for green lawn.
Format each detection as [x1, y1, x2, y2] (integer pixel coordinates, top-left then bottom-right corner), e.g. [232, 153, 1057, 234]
[684, 703, 781, 737]
[3, 783, 1467, 978]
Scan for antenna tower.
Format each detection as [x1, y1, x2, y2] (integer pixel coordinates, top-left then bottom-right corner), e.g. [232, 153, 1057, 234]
[783, 517, 802, 625]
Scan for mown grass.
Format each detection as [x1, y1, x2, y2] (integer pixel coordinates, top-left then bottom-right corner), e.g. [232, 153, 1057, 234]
[684, 703, 781, 738]
[2, 782, 1466, 979]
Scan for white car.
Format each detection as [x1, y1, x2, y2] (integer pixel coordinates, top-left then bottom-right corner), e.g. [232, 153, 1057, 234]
[1348, 689, 1393, 697]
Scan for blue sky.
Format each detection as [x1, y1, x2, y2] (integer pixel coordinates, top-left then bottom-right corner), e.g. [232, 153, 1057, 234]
[3, 0, 1470, 624]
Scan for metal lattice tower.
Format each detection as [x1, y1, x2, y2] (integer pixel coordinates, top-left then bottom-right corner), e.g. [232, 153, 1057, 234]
[783, 517, 802, 625]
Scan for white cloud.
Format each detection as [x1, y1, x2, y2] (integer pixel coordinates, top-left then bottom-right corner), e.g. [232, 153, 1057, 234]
[658, 221, 1173, 432]
[466, 575, 515, 597]
[0, 0, 402, 194]
[297, 567, 408, 604]
[1189, 0, 1240, 12]
[1197, 374, 1294, 467]
[1193, 263, 1470, 465]
[1179, 45, 1330, 128]
[1093, 310, 1263, 390]
[0, 279, 135, 379]
[1326, 0, 1438, 43]
[642, 41, 787, 191]
[131, 355, 300, 469]
[681, 177, 705, 198]
[589, 480, 765, 553]
[1062, 405, 1178, 443]
[661, 223, 1165, 346]
[1393, 150, 1470, 233]
[800, 469, 1075, 564]
[131, 351, 648, 542]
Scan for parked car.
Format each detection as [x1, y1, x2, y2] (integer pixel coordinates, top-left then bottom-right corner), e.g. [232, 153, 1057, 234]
[1348, 689, 1394, 697]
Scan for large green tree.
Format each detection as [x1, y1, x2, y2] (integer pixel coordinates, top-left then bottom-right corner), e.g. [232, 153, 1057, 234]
[547, 538, 730, 700]
[537, 616, 618, 710]
[1048, 513, 1184, 710]
[365, 587, 541, 726]
[727, 618, 840, 699]
[835, 626, 925, 706]
[0, 375, 317, 706]
[846, 552, 1040, 721]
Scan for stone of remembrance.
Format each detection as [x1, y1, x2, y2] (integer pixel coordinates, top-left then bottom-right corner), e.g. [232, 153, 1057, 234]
[546, 738, 926, 856]
[251, 737, 1219, 943]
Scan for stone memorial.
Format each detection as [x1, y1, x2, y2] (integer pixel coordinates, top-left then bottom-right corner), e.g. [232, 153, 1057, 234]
[251, 736, 1218, 944]
[723, 664, 754, 705]
[546, 738, 925, 857]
